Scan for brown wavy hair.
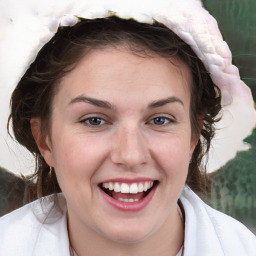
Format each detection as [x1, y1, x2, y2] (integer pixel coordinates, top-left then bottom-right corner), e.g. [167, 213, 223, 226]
[8, 16, 221, 202]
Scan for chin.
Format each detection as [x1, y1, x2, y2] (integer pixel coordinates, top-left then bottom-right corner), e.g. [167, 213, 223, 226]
[108, 233, 150, 244]
[100, 222, 154, 244]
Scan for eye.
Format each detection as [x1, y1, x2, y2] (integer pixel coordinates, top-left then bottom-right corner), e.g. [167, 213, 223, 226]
[150, 116, 173, 125]
[82, 117, 106, 126]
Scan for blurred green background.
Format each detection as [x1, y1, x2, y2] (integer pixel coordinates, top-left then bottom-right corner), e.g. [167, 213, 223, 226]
[0, 0, 255, 234]
[203, 0, 256, 234]
[207, 129, 256, 234]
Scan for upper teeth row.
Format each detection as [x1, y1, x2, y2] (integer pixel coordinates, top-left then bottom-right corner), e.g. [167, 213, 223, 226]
[102, 181, 154, 194]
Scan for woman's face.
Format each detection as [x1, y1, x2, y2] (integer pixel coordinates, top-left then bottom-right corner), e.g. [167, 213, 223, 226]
[40, 48, 197, 243]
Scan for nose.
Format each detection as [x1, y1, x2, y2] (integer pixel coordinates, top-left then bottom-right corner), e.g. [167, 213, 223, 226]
[110, 126, 151, 168]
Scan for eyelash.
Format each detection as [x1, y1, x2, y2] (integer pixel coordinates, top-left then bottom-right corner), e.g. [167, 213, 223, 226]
[80, 115, 175, 127]
[149, 116, 174, 126]
[80, 117, 107, 126]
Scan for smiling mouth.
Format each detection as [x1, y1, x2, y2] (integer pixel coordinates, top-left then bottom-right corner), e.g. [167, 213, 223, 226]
[99, 181, 158, 202]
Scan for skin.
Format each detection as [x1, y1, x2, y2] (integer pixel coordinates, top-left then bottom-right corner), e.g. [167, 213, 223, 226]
[32, 48, 198, 256]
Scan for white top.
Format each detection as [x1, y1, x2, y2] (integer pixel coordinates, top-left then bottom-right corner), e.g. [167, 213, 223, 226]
[176, 247, 184, 256]
[0, 186, 255, 256]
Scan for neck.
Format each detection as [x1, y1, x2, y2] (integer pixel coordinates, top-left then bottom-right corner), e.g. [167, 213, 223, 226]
[68, 205, 184, 256]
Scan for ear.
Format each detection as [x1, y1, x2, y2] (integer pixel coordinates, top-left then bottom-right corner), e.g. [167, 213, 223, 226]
[30, 118, 54, 167]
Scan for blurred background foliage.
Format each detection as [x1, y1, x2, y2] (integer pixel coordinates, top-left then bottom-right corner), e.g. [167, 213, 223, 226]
[207, 129, 256, 234]
[203, 0, 256, 233]
[0, 167, 25, 217]
[0, 0, 255, 234]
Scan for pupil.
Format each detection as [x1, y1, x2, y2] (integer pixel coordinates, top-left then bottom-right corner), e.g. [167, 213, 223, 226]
[154, 117, 165, 125]
[89, 118, 101, 125]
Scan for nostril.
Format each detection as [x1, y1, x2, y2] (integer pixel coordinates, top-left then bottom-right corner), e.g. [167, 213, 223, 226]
[110, 148, 150, 167]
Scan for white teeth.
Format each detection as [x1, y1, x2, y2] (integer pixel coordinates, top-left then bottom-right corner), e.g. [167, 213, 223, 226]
[102, 183, 109, 189]
[113, 183, 121, 192]
[102, 181, 154, 194]
[108, 182, 114, 190]
[120, 183, 129, 193]
[138, 183, 144, 192]
[129, 183, 138, 194]
[143, 182, 149, 191]
[118, 198, 139, 202]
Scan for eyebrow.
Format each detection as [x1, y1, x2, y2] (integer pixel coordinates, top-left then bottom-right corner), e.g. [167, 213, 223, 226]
[69, 95, 184, 109]
[69, 95, 114, 109]
[148, 97, 184, 108]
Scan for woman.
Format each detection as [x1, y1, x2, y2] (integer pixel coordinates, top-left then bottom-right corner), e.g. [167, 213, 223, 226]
[1, 1, 256, 255]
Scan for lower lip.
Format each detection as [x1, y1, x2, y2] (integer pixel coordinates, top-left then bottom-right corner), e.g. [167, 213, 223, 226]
[99, 183, 158, 212]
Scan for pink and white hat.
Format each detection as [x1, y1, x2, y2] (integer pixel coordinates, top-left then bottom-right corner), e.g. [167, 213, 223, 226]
[1, 0, 255, 173]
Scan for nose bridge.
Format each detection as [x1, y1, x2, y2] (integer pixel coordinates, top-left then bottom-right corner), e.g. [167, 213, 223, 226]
[111, 124, 150, 167]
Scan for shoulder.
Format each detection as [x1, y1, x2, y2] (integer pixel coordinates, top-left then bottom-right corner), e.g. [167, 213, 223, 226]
[180, 186, 256, 256]
[0, 193, 70, 256]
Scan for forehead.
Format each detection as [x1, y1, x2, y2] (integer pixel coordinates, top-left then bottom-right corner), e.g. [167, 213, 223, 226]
[55, 48, 192, 108]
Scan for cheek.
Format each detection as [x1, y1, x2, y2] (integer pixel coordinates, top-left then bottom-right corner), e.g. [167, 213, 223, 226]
[51, 131, 109, 179]
[151, 134, 191, 178]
